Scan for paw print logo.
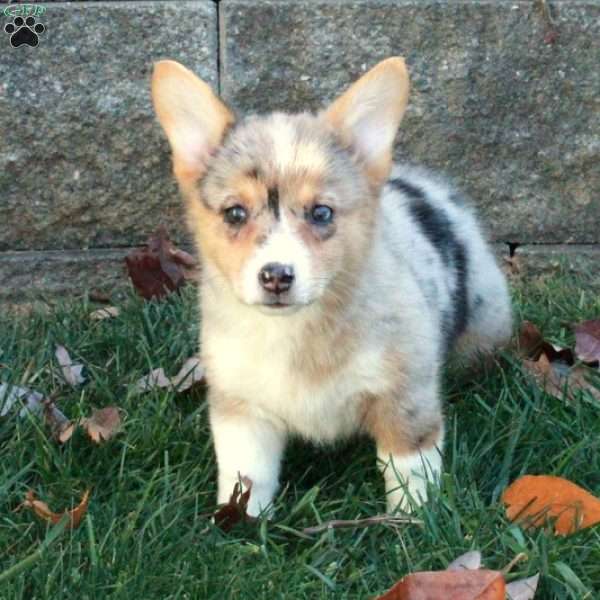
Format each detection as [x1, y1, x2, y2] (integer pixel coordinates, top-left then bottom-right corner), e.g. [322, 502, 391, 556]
[4, 16, 45, 48]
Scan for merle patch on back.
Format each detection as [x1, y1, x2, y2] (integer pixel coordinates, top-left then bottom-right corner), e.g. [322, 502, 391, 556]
[394, 177, 469, 349]
[389, 177, 426, 201]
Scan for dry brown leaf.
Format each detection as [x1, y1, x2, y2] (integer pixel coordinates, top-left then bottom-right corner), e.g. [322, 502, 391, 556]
[57, 421, 77, 444]
[135, 357, 205, 393]
[447, 550, 482, 572]
[22, 489, 91, 530]
[523, 353, 600, 403]
[88, 290, 112, 303]
[376, 570, 506, 600]
[502, 475, 600, 536]
[125, 227, 199, 300]
[574, 319, 600, 366]
[90, 306, 120, 321]
[503, 255, 523, 280]
[55, 345, 85, 387]
[213, 478, 253, 532]
[562, 365, 600, 403]
[517, 321, 573, 364]
[170, 358, 205, 391]
[0, 383, 44, 417]
[1, 383, 72, 442]
[506, 574, 540, 600]
[517, 321, 545, 359]
[81, 407, 121, 443]
[135, 368, 171, 392]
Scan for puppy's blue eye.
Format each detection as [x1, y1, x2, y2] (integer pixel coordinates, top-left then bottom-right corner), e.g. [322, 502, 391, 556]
[224, 205, 248, 226]
[310, 204, 334, 225]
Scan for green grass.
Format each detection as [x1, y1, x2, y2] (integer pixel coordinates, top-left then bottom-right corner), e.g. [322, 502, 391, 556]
[1, 273, 600, 599]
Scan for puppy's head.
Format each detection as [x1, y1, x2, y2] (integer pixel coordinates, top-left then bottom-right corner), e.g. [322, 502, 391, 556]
[152, 59, 409, 313]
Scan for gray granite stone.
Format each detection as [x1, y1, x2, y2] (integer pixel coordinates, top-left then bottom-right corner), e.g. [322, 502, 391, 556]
[220, 0, 600, 244]
[3, 244, 597, 307]
[513, 244, 600, 287]
[0, 1, 217, 251]
[0, 248, 132, 303]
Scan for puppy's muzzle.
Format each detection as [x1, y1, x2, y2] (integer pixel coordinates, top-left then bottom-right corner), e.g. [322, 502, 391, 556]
[258, 262, 295, 295]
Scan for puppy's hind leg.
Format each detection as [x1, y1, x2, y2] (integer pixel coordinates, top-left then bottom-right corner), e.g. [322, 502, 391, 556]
[363, 381, 444, 513]
[455, 256, 513, 362]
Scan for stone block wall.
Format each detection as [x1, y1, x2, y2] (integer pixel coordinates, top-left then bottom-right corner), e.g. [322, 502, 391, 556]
[1, 0, 598, 303]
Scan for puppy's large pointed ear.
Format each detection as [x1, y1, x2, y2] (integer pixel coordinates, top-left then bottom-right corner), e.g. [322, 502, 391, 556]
[323, 57, 409, 187]
[152, 61, 235, 184]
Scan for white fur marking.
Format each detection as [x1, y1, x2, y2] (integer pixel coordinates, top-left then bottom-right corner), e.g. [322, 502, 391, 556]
[239, 212, 317, 305]
[378, 433, 443, 513]
[211, 413, 285, 517]
[269, 115, 328, 174]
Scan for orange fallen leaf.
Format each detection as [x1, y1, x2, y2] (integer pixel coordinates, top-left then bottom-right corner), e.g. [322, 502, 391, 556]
[376, 570, 505, 600]
[502, 475, 600, 536]
[22, 489, 90, 530]
[81, 407, 121, 443]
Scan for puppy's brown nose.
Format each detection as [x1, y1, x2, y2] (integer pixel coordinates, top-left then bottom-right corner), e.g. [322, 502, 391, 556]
[258, 263, 295, 294]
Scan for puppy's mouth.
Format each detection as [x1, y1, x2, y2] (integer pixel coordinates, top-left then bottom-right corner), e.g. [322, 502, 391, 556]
[261, 299, 295, 310]
[256, 296, 307, 315]
[266, 302, 289, 309]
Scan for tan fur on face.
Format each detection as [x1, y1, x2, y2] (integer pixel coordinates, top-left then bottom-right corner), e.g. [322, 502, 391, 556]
[152, 61, 235, 184]
[323, 57, 409, 188]
[182, 112, 375, 306]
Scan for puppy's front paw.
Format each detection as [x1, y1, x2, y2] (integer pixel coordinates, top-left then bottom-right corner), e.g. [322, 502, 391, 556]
[218, 475, 277, 519]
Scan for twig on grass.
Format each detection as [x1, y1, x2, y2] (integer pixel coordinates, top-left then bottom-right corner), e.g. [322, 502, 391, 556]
[302, 513, 423, 535]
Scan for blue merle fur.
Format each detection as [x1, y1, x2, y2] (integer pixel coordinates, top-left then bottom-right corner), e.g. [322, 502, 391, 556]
[389, 177, 469, 351]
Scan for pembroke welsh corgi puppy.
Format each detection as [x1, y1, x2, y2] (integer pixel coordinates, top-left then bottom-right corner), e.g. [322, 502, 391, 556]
[151, 58, 512, 516]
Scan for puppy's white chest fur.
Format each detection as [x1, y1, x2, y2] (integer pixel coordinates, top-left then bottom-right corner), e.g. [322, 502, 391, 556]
[203, 303, 386, 442]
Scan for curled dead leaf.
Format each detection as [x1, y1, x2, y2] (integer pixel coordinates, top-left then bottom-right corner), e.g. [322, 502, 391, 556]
[0, 383, 44, 417]
[0, 383, 72, 442]
[523, 354, 600, 404]
[502, 475, 600, 536]
[55, 345, 85, 387]
[89, 306, 120, 321]
[81, 407, 121, 444]
[125, 226, 199, 300]
[376, 569, 506, 600]
[574, 319, 600, 366]
[447, 550, 482, 572]
[503, 255, 523, 280]
[517, 321, 573, 364]
[135, 357, 205, 393]
[506, 573, 540, 600]
[21, 489, 91, 530]
[57, 421, 76, 444]
[213, 477, 253, 532]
